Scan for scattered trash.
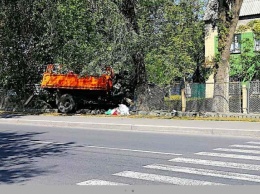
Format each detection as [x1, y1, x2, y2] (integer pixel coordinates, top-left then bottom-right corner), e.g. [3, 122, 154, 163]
[171, 109, 177, 116]
[112, 108, 120, 115]
[118, 104, 130, 115]
[105, 104, 130, 116]
[125, 98, 134, 106]
[105, 109, 112, 115]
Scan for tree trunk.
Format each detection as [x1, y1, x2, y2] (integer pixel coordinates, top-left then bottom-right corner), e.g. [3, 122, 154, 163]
[132, 51, 149, 111]
[213, 0, 243, 112]
[119, 0, 149, 111]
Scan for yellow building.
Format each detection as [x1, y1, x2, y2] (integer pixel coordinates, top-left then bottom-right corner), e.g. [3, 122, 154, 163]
[204, 0, 260, 98]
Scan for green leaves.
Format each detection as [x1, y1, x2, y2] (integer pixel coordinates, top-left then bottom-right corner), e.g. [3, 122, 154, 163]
[145, 0, 206, 85]
[230, 20, 260, 82]
[230, 40, 258, 82]
[0, 0, 206, 94]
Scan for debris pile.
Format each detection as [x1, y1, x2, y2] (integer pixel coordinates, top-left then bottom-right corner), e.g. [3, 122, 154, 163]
[105, 104, 130, 116]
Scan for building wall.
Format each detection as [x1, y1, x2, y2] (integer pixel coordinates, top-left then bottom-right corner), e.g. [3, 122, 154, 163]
[205, 23, 218, 64]
[204, 18, 258, 98]
[205, 23, 217, 98]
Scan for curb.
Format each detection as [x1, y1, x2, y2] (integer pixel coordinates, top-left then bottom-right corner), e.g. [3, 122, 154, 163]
[0, 118, 260, 138]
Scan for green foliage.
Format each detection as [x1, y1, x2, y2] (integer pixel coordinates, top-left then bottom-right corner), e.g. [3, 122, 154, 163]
[145, 0, 206, 85]
[0, 0, 207, 100]
[55, 0, 100, 73]
[230, 20, 260, 82]
[0, 0, 58, 95]
[230, 38, 260, 82]
[236, 25, 251, 33]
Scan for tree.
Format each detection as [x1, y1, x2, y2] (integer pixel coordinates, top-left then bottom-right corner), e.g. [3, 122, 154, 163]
[0, 0, 58, 99]
[54, 0, 102, 74]
[0, 0, 209, 111]
[145, 0, 206, 86]
[206, 0, 243, 112]
[100, 0, 158, 110]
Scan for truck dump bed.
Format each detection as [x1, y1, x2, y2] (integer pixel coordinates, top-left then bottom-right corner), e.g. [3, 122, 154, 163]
[41, 64, 113, 91]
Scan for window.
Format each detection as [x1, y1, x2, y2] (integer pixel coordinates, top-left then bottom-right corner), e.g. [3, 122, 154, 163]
[255, 38, 260, 52]
[230, 34, 241, 54]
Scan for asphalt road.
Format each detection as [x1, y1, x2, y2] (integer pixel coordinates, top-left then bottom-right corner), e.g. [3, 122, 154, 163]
[1, 122, 260, 185]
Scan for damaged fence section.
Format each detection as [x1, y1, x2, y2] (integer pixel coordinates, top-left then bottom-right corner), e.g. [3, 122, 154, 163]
[0, 81, 259, 115]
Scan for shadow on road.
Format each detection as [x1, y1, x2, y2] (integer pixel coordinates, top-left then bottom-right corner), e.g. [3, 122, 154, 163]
[0, 110, 46, 118]
[0, 131, 75, 184]
[0, 112, 26, 119]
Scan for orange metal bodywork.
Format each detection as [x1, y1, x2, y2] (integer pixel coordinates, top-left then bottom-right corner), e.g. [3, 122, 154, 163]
[41, 64, 113, 91]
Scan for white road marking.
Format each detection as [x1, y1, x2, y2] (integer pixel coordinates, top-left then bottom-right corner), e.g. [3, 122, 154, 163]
[214, 148, 260, 155]
[31, 140, 182, 156]
[247, 142, 260, 145]
[86, 145, 182, 156]
[114, 171, 224, 185]
[31, 140, 63, 145]
[77, 180, 127, 185]
[196, 152, 260, 160]
[169, 158, 260, 171]
[230, 145, 260, 149]
[144, 164, 260, 183]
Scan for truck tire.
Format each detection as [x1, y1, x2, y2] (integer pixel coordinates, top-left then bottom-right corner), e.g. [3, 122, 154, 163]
[57, 94, 76, 113]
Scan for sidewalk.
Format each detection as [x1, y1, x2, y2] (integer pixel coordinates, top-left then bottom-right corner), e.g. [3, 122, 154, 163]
[0, 114, 260, 138]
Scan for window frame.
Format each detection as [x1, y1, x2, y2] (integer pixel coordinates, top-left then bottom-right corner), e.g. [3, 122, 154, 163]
[230, 34, 241, 54]
[254, 38, 260, 52]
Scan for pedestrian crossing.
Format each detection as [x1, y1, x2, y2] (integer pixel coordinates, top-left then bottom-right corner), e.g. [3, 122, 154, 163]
[248, 141, 260, 145]
[77, 180, 127, 185]
[113, 171, 224, 185]
[144, 164, 260, 183]
[196, 152, 260, 160]
[76, 141, 260, 185]
[169, 157, 260, 171]
[230, 144, 260, 149]
[214, 148, 260, 154]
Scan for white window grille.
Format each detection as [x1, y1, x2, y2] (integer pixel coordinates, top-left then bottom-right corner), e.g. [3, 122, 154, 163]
[255, 39, 260, 52]
[230, 34, 241, 54]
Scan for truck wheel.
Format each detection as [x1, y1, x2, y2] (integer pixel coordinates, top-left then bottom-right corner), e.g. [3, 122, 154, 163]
[57, 94, 76, 113]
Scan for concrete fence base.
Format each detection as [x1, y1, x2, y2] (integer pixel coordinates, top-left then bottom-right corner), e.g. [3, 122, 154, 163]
[1, 108, 259, 120]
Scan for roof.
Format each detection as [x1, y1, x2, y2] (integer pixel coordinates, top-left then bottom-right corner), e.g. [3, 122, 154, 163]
[204, 0, 260, 21]
[240, 0, 260, 17]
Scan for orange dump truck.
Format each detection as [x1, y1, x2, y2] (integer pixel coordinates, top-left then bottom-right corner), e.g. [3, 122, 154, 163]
[40, 64, 131, 113]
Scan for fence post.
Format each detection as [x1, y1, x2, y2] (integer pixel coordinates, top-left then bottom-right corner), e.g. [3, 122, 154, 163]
[181, 88, 186, 112]
[242, 84, 248, 114]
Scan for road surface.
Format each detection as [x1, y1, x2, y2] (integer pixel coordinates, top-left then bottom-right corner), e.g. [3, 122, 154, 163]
[1, 121, 260, 185]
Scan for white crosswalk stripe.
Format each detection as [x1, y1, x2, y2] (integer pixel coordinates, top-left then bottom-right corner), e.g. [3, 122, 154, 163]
[77, 180, 127, 185]
[196, 152, 260, 160]
[76, 142, 260, 185]
[144, 164, 260, 183]
[169, 157, 260, 171]
[247, 142, 260, 145]
[114, 171, 225, 185]
[230, 145, 260, 149]
[214, 148, 260, 155]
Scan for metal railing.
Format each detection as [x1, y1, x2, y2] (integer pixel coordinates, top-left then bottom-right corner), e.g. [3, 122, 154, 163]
[163, 81, 259, 114]
[248, 81, 260, 114]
